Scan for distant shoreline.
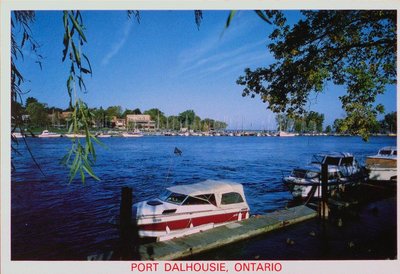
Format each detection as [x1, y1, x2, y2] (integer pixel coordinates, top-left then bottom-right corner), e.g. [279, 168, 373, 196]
[12, 129, 397, 138]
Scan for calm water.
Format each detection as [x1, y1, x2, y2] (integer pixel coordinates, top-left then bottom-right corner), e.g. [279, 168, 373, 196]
[11, 136, 396, 260]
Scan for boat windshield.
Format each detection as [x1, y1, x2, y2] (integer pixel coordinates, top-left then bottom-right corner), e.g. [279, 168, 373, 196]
[159, 191, 187, 205]
[292, 169, 319, 179]
[379, 149, 393, 155]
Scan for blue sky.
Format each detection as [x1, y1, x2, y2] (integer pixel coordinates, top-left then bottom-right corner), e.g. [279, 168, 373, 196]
[15, 10, 396, 130]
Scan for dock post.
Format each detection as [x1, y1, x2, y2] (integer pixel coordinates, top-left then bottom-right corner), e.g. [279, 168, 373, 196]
[320, 163, 329, 219]
[119, 187, 138, 259]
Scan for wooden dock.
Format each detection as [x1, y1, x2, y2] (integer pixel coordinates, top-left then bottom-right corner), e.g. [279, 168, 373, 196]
[139, 205, 317, 260]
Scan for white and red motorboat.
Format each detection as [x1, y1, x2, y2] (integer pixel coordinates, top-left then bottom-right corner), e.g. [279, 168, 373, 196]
[133, 180, 250, 241]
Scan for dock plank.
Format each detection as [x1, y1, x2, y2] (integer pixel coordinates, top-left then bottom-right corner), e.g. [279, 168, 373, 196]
[139, 205, 317, 260]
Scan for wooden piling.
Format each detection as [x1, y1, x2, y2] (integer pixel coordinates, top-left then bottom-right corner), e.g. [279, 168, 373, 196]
[320, 162, 329, 219]
[119, 187, 139, 259]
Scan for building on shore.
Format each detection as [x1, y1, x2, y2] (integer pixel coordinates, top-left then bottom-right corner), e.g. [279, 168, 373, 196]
[112, 117, 126, 129]
[126, 114, 156, 131]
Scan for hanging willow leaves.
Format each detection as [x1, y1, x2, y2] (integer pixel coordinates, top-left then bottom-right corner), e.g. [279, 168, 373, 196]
[11, 11, 45, 176]
[61, 99, 101, 183]
[61, 10, 99, 183]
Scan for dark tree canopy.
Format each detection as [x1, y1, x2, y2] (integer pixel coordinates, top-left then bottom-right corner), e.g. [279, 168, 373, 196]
[237, 10, 396, 140]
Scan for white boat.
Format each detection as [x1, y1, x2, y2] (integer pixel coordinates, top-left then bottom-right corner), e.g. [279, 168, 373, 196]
[133, 180, 250, 242]
[12, 132, 24, 138]
[38, 130, 61, 138]
[283, 152, 366, 199]
[365, 146, 397, 182]
[96, 132, 112, 138]
[278, 131, 296, 137]
[65, 133, 86, 138]
[122, 130, 143, 138]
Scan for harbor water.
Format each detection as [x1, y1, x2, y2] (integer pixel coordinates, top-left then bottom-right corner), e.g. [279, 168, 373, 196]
[10, 136, 396, 260]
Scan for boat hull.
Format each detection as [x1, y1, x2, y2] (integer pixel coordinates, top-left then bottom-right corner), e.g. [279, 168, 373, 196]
[38, 134, 61, 138]
[122, 133, 143, 137]
[65, 134, 86, 138]
[283, 172, 366, 198]
[136, 208, 249, 240]
[367, 167, 397, 182]
[366, 157, 397, 182]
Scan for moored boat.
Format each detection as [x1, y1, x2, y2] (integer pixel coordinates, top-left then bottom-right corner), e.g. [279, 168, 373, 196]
[283, 152, 367, 199]
[278, 131, 296, 137]
[365, 146, 397, 182]
[133, 180, 250, 241]
[122, 130, 143, 138]
[12, 132, 24, 138]
[96, 132, 112, 138]
[38, 130, 61, 138]
[65, 133, 86, 138]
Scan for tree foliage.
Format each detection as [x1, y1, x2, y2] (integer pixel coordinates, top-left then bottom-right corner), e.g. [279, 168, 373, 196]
[237, 10, 396, 140]
[25, 101, 49, 127]
[105, 105, 123, 118]
[144, 108, 166, 129]
[380, 111, 397, 133]
[178, 110, 196, 129]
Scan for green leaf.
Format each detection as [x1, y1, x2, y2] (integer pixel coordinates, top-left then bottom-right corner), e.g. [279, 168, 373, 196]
[62, 33, 69, 62]
[80, 67, 91, 74]
[254, 10, 272, 24]
[71, 41, 81, 67]
[82, 53, 93, 76]
[69, 154, 81, 183]
[68, 12, 87, 42]
[83, 165, 100, 181]
[63, 11, 68, 28]
[225, 10, 237, 28]
[80, 168, 85, 184]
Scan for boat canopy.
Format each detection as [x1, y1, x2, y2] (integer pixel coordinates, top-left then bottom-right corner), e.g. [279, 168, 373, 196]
[378, 146, 397, 156]
[167, 180, 245, 197]
[312, 152, 354, 166]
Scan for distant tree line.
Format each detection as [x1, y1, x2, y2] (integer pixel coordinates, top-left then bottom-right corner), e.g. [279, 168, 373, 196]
[15, 97, 228, 131]
[276, 111, 325, 133]
[276, 111, 396, 134]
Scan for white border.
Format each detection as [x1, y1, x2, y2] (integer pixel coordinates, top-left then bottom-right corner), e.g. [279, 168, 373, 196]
[1, 1, 399, 274]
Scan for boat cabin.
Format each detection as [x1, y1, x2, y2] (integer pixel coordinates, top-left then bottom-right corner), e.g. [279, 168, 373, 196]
[160, 180, 247, 209]
[312, 152, 355, 166]
[377, 147, 397, 157]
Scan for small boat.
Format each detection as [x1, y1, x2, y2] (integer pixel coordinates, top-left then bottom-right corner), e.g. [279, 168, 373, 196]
[365, 147, 397, 182]
[283, 152, 366, 199]
[96, 132, 112, 138]
[133, 180, 250, 242]
[278, 131, 296, 137]
[38, 130, 61, 138]
[122, 130, 143, 138]
[12, 132, 24, 138]
[65, 133, 86, 138]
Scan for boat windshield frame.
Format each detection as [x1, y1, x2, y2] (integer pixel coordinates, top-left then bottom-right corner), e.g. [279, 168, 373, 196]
[378, 148, 397, 156]
[159, 190, 187, 205]
[311, 154, 354, 166]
